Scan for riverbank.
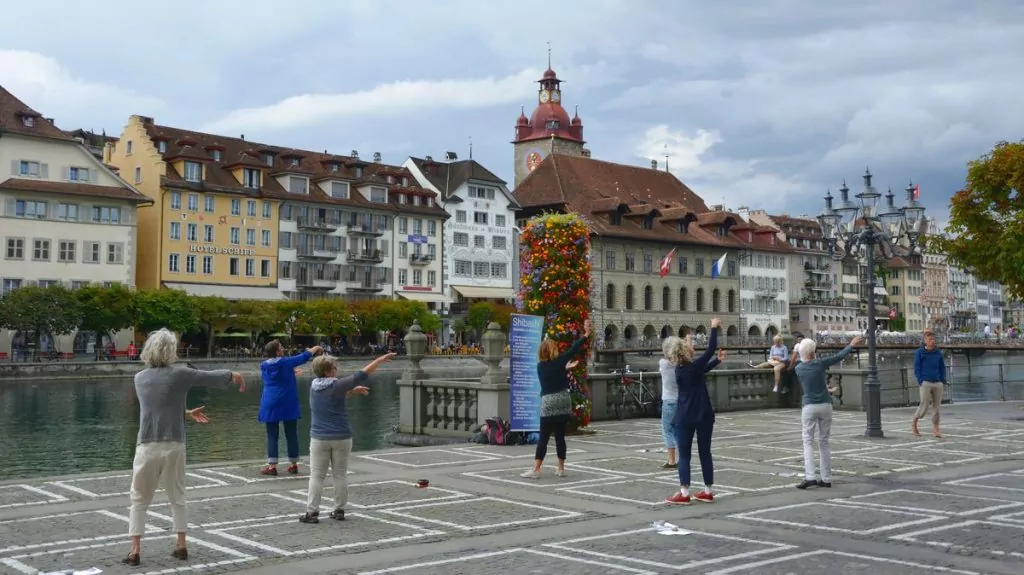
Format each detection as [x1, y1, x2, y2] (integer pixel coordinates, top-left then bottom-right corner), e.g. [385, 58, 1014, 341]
[0, 403, 1020, 575]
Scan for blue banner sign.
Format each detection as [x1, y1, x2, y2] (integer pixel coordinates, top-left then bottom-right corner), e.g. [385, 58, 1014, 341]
[407, 234, 428, 245]
[509, 313, 545, 432]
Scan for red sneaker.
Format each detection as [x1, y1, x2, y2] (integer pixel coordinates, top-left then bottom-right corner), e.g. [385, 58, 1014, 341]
[287, 464, 299, 475]
[665, 492, 691, 505]
[260, 465, 278, 476]
[695, 491, 714, 503]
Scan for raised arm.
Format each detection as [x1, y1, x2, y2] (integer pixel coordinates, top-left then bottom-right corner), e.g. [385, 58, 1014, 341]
[554, 319, 592, 367]
[279, 348, 317, 369]
[704, 349, 726, 373]
[693, 319, 720, 371]
[331, 352, 397, 396]
[821, 335, 864, 368]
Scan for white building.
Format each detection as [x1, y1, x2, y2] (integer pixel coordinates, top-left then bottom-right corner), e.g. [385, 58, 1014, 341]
[948, 263, 977, 332]
[975, 281, 1004, 334]
[0, 86, 150, 355]
[738, 248, 792, 338]
[404, 156, 518, 342]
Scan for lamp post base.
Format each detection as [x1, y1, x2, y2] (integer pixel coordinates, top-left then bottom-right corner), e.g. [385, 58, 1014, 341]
[863, 375, 885, 438]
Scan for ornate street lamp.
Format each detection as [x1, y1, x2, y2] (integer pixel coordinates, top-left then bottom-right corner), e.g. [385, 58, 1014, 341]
[817, 169, 924, 437]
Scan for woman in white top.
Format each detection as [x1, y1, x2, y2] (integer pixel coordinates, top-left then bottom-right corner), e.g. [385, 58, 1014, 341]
[660, 335, 727, 469]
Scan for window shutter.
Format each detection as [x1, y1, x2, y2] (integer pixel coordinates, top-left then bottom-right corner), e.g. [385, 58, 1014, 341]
[5, 198, 16, 216]
[380, 239, 389, 256]
[10, 160, 19, 175]
[40, 163, 49, 178]
[62, 167, 71, 181]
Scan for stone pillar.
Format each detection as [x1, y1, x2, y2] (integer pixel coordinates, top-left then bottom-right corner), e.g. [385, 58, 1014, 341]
[480, 321, 507, 384]
[403, 321, 428, 381]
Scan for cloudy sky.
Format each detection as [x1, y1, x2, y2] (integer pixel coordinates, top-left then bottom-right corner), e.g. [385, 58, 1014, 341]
[2, 0, 1021, 225]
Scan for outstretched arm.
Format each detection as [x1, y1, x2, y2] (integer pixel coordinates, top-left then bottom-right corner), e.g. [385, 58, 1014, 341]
[331, 352, 397, 396]
[821, 335, 864, 368]
[279, 349, 316, 369]
[693, 320, 720, 371]
[554, 319, 592, 366]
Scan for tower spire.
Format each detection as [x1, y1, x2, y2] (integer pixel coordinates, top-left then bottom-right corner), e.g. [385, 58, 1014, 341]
[468, 136, 473, 160]
[547, 41, 551, 69]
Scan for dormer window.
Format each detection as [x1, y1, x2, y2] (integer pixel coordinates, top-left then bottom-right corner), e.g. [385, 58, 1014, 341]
[546, 120, 560, 130]
[288, 176, 308, 194]
[330, 181, 349, 199]
[330, 163, 340, 172]
[158, 141, 167, 153]
[386, 175, 394, 184]
[401, 177, 408, 187]
[610, 212, 622, 225]
[289, 157, 300, 167]
[716, 226, 727, 237]
[642, 215, 654, 230]
[354, 167, 363, 178]
[397, 193, 406, 204]
[183, 161, 202, 183]
[211, 150, 222, 161]
[369, 186, 387, 204]
[243, 168, 261, 189]
[263, 153, 274, 166]
[747, 231, 753, 242]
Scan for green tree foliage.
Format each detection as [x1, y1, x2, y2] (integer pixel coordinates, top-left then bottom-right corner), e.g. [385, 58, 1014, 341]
[0, 284, 81, 350]
[933, 140, 1024, 299]
[272, 301, 310, 338]
[191, 296, 233, 357]
[305, 299, 355, 336]
[134, 289, 198, 334]
[465, 301, 514, 334]
[74, 283, 136, 358]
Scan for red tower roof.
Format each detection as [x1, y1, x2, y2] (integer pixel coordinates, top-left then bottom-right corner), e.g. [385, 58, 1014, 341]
[513, 68, 584, 144]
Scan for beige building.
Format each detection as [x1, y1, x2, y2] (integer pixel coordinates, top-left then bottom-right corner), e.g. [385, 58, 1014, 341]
[514, 154, 744, 346]
[0, 86, 150, 356]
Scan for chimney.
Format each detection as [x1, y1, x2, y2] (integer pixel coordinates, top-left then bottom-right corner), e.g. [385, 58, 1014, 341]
[581, 148, 592, 157]
[650, 159, 658, 169]
[736, 206, 750, 221]
[372, 152, 382, 163]
[710, 204, 723, 212]
[425, 155, 433, 162]
[241, 134, 245, 141]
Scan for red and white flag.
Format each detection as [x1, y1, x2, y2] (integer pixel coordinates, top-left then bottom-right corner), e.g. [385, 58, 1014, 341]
[659, 247, 677, 278]
[913, 184, 920, 200]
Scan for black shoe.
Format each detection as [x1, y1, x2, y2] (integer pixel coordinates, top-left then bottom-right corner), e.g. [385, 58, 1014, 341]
[796, 480, 818, 490]
[299, 511, 319, 524]
[329, 509, 345, 521]
[817, 480, 832, 488]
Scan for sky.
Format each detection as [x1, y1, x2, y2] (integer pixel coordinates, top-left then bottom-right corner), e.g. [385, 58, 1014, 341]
[1, 0, 1022, 227]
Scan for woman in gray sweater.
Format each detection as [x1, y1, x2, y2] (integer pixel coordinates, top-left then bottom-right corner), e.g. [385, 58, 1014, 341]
[123, 329, 246, 567]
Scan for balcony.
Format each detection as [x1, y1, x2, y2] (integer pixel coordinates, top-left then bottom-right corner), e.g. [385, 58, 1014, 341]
[296, 276, 338, 290]
[297, 246, 340, 260]
[804, 279, 832, 290]
[753, 287, 781, 299]
[297, 216, 341, 231]
[803, 262, 830, 275]
[409, 254, 433, 266]
[347, 223, 385, 237]
[344, 278, 386, 293]
[348, 249, 384, 263]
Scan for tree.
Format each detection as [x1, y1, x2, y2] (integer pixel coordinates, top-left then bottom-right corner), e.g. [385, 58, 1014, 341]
[932, 140, 1024, 299]
[1, 284, 81, 353]
[272, 300, 311, 339]
[465, 301, 514, 336]
[134, 289, 198, 335]
[349, 300, 382, 340]
[191, 296, 232, 357]
[232, 300, 278, 336]
[305, 299, 354, 336]
[75, 283, 136, 358]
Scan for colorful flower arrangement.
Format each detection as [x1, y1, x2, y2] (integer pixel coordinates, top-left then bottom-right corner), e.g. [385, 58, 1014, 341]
[517, 213, 593, 429]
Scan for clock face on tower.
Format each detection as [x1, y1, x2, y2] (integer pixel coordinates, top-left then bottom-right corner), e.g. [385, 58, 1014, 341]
[539, 90, 550, 104]
[525, 148, 546, 172]
[551, 90, 561, 103]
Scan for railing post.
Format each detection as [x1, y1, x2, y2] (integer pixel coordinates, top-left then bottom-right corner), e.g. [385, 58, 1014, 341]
[403, 321, 428, 381]
[999, 364, 1005, 402]
[480, 322, 506, 384]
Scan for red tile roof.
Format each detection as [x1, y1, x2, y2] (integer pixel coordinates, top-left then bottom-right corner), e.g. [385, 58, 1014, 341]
[0, 178, 151, 203]
[513, 154, 792, 252]
[0, 85, 74, 141]
[139, 118, 447, 217]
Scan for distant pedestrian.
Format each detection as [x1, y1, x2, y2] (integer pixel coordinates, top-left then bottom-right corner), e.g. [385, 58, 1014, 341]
[259, 341, 322, 476]
[299, 351, 396, 524]
[665, 318, 722, 505]
[749, 335, 789, 393]
[123, 328, 245, 567]
[912, 329, 946, 438]
[793, 334, 863, 490]
[521, 319, 592, 479]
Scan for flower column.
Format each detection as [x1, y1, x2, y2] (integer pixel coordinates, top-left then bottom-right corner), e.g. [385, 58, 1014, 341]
[517, 213, 593, 429]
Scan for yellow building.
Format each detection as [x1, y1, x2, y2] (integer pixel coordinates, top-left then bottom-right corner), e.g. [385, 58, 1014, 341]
[106, 115, 286, 300]
[886, 252, 925, 332]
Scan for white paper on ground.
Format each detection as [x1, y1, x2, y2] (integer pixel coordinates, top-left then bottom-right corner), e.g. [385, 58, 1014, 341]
[652, 520, 690, 535]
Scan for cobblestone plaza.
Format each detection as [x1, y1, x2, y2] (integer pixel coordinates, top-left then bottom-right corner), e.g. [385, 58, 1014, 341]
[1, 403, 1021, 574]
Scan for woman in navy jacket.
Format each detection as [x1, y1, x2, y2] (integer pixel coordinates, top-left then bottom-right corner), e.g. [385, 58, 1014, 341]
[259, 340, 321, 475]
[665, 318, 721, 505]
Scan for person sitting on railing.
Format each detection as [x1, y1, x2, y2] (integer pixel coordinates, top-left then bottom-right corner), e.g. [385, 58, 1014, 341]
[665, 317, 721, 505]
[793, 333, 863, 490]
[748, 335, 789, 393]
[258, 340, 323, 476]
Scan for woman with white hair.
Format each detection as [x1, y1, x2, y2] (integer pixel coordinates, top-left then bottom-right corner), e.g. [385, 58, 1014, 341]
[659, 335, 725, 469]
[122, 328, 246, 567]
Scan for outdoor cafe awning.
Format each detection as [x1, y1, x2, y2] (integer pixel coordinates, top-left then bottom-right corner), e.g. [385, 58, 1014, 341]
[164, 282, 287, 301]
[397, 291, 447, 303]
[452, 286, 515, 300]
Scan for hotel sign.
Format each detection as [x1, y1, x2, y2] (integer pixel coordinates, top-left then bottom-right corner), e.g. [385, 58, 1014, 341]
[189, 244, 256, 256]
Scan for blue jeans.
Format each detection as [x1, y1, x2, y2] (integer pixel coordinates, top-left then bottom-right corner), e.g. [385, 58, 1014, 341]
[266, 420, 299, 464]
[676, 419, 714, 487]
[661, 401, 678, 448]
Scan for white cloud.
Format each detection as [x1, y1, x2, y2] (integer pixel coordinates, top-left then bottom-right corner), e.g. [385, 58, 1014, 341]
[203, 69, 543, 133]
[635, 125, 723, 173]
[0, 50, 163, 117]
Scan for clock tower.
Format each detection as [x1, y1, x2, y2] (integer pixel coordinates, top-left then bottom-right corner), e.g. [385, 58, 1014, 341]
[512, 65, 586, 188]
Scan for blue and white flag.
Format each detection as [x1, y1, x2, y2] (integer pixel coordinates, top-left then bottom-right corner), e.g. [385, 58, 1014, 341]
[711, 253, 727, 278]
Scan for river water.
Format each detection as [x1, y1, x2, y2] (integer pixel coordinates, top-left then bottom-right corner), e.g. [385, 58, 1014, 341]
[1, 354, 1021, 480]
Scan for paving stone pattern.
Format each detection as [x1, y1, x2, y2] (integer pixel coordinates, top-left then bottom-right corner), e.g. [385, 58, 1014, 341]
[1, 404, 1022, 574]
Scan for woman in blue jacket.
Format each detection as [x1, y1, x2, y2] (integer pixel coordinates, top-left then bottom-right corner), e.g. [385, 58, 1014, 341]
[665, 318, 720, 505]
[259, 341, 322, 475]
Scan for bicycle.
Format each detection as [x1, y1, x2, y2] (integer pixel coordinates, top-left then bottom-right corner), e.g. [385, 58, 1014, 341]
[610, 365, 660, 419]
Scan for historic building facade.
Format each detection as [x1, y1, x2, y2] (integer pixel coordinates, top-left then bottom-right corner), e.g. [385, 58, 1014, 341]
[511, 66, 589, 188]
[0, 87, 150, 355]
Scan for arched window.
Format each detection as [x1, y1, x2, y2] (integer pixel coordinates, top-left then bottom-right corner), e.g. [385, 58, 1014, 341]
[712, 288, 721, 312]
[662, 286, 671, 311]
[696, 287, 705, 312]
[679, 287, 688, 311]
[605, 283, 616, 310]
[644, 286, 653, 310]
[727, 289, 736, 313]
[625, 285, 635, 310]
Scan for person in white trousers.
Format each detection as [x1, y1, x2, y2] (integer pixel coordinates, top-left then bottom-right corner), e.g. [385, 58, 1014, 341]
[124, 329, 246, 566]
[300, 351, 395, 523]
[792, 334, 863, 490]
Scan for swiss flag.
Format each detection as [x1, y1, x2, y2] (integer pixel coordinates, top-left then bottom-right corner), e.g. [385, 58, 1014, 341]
[660, 248, 677, 278]
[913, 184, 920, 200]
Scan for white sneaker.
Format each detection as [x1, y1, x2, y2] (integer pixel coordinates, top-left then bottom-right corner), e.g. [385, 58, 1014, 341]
[520, 469, 540, 479]
[556, 468, 566, 477]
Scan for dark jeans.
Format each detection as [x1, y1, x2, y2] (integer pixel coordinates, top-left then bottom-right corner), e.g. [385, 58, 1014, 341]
[676, 419, 714, 486]
[535, 417, 568, 461]
[266, 420, 299, 464]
